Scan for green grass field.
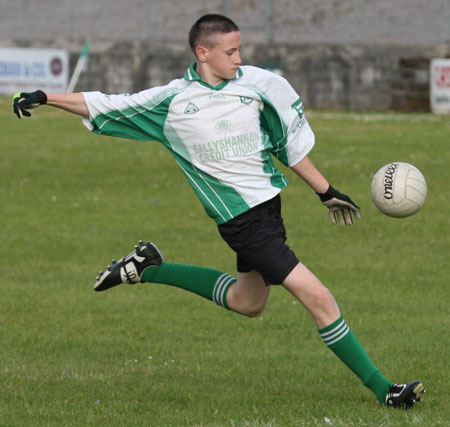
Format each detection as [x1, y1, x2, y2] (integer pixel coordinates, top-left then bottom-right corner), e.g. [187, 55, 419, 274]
[1, 96, 449, 426]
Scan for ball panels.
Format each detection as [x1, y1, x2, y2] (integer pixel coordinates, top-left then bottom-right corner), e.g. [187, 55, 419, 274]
[371, 162, 427, 218]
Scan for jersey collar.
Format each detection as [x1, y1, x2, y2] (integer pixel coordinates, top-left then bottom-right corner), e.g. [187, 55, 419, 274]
[184, 62, 243, 90]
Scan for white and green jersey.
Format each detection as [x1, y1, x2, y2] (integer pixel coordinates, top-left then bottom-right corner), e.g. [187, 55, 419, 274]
[82, 63, 315, 224]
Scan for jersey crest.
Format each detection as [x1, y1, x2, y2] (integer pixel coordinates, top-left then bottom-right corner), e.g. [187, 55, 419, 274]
[184, 102, 199, 114]
[240, 96, 253, 105]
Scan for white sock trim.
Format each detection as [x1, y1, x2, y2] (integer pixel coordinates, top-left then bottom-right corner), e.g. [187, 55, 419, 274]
[212, 273, 235, 307]
[320, 319, 350, 346]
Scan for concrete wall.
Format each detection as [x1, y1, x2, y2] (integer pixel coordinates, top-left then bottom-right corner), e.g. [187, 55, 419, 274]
[1, 0, 449, 45]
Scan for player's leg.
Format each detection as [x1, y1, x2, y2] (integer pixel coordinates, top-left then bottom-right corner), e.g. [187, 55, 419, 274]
[94, 240, 269, 315]
[282, 262, 424, 407]
[282, 261, 339, 328]
[225, 270, 270, 317]
[141, 263, 270, 316]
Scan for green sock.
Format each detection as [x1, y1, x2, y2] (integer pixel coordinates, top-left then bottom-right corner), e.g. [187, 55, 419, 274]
[319, 316, 393, 403]
[140, 262, 236, 309]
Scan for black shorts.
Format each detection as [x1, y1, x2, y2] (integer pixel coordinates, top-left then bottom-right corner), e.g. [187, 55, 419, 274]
[218, 194, 299, 285]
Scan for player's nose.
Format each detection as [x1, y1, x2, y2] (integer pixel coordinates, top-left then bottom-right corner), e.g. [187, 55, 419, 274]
[234, 51, 242, 65]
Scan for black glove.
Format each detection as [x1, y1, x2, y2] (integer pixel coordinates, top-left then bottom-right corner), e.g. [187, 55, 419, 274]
[12, 90, 47, 119]
[317, 185, 361, 225]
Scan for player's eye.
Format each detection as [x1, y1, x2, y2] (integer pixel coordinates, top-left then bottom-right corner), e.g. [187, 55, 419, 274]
[226, 48, 240, 56]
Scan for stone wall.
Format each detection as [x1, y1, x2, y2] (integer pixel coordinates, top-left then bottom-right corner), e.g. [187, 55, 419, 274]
[68, 40, 449, 112]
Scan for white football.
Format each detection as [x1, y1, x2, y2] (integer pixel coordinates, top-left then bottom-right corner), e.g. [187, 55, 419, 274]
[371, 162, 427, 218]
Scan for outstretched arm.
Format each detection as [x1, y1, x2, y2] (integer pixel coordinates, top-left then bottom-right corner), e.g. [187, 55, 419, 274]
[13, 90, 89, 118]
[291, 156, 361, 225]
[46, 93, 89, 117]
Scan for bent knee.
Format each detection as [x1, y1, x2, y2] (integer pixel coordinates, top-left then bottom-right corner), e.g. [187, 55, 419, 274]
[230, 295, 267, 317]
[226, 279, 269, 317]
[241, 302, 266, 318]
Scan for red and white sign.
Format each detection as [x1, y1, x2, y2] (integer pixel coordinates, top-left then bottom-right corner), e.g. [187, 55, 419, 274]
[0, 47, 68, 94]
[430, 58, 450, 115]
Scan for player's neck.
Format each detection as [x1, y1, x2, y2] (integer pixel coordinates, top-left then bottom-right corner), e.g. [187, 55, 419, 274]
[195, 63, 225, 88]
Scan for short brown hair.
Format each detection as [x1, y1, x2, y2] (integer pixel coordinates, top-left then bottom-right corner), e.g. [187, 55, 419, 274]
[188, 14, 240, 55]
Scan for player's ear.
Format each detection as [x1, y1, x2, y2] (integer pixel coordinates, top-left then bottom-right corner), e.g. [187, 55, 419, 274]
[196, 45, 209, 62]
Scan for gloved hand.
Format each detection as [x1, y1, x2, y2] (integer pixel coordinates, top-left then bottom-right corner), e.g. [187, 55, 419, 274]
[12, 90, 47, 119]
[317, 185, 361, 225]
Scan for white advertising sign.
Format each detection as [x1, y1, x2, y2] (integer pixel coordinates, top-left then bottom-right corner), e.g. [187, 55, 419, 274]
[430, 58, 450, 115]
[0, 47, 68, 95]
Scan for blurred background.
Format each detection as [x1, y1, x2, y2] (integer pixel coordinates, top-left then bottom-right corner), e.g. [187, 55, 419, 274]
[1, 0, 449, 111]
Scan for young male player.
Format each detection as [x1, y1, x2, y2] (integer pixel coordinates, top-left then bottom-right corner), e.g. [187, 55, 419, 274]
[13, 14, 424, 408]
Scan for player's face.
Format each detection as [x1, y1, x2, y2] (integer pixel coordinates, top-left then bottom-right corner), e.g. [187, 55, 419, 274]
[202, 31, 242, 84]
